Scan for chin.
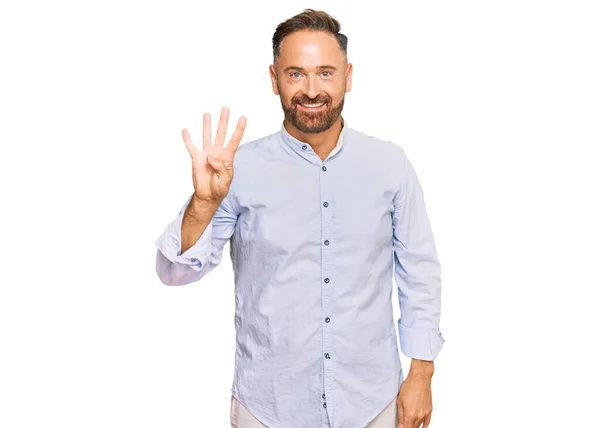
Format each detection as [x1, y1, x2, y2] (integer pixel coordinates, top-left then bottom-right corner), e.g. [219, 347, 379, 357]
[295, 121, 333, 134]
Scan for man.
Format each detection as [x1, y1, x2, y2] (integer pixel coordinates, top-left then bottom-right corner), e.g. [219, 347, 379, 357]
[155, 8, 444, 428]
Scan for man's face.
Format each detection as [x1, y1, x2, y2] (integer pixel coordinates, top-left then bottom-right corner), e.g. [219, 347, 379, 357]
[270, 30, 352, 134]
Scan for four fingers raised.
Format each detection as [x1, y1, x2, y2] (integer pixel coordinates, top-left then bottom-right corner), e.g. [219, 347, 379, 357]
[182, 107, 246, 155]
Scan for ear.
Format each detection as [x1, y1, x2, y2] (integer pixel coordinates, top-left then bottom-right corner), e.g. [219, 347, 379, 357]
[269, 64, 279, 95]
[345, 62, 353, 93]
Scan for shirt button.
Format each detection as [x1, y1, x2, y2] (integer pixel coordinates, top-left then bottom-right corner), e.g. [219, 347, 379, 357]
[324, 353, 330, 359]
[322, 393, 326, 399]
[322, 166, 327, 171]
[325, 317, 330, 323]
[323, 201, 329, 207]
[190, 258, 198, 263]
[324, 278, 330, 283]
[324, 239, 329, 245]
[302, 144, 307, 150]
[323, 403, 327, 408]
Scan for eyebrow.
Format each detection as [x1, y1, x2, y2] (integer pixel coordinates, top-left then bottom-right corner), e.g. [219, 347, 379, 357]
[283, 65, 338, 72]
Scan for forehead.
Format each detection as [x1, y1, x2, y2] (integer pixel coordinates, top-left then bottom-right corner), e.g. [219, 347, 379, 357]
[277, 30, 345, 67]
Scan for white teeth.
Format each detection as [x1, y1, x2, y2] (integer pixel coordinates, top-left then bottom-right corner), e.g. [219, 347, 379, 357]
[301, 103, 325, 108]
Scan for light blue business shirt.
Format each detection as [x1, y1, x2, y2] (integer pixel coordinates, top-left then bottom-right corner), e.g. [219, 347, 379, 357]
[155, 117, 444, 428]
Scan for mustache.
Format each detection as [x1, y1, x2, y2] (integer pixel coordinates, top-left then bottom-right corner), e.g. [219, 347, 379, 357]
[293, 95, 331, 105]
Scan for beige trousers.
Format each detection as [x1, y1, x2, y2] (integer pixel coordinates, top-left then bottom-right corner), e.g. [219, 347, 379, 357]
[230, 394, 398, 427]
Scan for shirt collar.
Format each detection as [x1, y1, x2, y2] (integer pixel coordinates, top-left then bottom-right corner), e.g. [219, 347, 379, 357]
[279, 116, 348, 163]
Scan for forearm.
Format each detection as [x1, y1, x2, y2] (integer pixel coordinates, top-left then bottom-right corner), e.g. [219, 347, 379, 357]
[180, 196, 219, 254]
[409, 359, 434, 378]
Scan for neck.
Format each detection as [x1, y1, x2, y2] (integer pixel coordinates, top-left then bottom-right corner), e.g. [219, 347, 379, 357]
[284, 117, 344, 162]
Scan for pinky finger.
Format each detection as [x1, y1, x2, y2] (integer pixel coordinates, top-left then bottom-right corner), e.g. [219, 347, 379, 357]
[181, 128, 197, 156]
[423, 413, 432, 428]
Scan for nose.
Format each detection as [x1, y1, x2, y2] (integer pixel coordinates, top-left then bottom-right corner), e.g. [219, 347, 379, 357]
[303, 75, 321, 100]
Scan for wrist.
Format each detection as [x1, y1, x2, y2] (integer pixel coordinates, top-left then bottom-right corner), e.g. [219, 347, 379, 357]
[187, 195, 219, 221]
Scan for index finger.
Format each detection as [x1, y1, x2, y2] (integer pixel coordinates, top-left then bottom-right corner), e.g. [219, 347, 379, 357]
[226, 115, 247, 154]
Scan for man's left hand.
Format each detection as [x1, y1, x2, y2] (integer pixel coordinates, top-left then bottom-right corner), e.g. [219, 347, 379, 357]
[396, 364, 434, 428]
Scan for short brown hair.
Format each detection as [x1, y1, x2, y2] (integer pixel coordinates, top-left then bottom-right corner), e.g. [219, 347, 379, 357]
[272, 9, 348, 62]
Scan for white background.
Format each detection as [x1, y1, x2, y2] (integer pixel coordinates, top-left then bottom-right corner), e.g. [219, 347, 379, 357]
[1, 1, 599, 427]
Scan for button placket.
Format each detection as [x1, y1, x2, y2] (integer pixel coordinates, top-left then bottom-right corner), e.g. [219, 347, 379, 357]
[320, 160, 334, 424]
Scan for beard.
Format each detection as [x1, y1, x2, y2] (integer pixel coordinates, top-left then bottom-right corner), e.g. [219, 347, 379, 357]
[279, 85, 345, 134]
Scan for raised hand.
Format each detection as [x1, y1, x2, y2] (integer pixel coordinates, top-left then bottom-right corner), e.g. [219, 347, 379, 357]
[182, 107, 247, 204]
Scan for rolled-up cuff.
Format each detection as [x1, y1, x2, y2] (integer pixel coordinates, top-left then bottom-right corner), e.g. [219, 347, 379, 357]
[398, 322, 445, 361]
[155, 215, 213, 272]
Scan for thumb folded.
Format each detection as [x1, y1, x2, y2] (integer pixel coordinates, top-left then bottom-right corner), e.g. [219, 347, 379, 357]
[207, 154, 222, 170]
[222, 159, 233, 170]
[207, 155, 232, 179]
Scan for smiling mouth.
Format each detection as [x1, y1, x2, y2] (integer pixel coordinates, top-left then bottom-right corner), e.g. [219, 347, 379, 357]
[298, 102, 326, 109]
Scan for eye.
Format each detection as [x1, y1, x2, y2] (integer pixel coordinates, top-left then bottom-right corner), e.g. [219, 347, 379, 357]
[291, 72, 302, 78]
[321, 71, 332, 77]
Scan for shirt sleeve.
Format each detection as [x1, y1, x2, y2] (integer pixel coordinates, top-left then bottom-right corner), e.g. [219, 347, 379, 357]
[155, 190, 238, 286]
[392, 148, 445, 361]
